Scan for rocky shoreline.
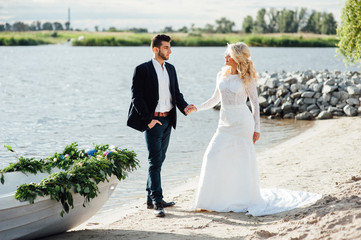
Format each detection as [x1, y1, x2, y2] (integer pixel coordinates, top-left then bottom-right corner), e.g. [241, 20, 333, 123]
[247, 70, 361, 120]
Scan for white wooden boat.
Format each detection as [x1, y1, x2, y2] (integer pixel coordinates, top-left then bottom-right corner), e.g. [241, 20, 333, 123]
[0, 169, 119, 240]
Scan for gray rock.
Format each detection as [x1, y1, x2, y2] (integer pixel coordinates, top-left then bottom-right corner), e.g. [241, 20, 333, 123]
[346, 98, 360, 106]
[322, 85, 338, 94]
[303, 98, 316, 104]
[343, 105, 358, 116]
[299, 104, 308, 112]
[307, 104, 319, 111]
[276, 89, 289, 98]
[283, 77, 298, 85]
[301, 91, 315, 98]
[336, 102, 347, 109]
[278, 84, 290, 91]
[331, 92, 341, 99]
[296, 99, 304, 105]
[259, 85, 269, 92]
[292, 102, 299, 110]
[338, 82, 347, 90]
[333, 111, 345, 116]
[274, 98, 281, 107]
[291, 92, 302, 98]
[270, 72, 278, 78]
[283, 113, 295, 119]
[330, 97, 339, 106]
[311, 83, 323, 92]
[322, 93, 331, 103]
[309, 109, 320, 117]
[259, 96, 269, 108]
[258, 77, 268, 86]
[290, 83, 304, 93]
[306, 78, 318, 86]
[260, 91, 269, 97]
[317, 102, 326, 111]
[339, 91, 349, 101]
[356, 84, 361, 91]
[295, 112, 312, 120]
[352, 77, 361, 84]
[267, 89, 277, 95]
[269, 95, 276, 103]
[328, 106, 343, 113]
[345, 80, 354, 86]
[284, 92, 291, 101]
[302, 71, 313, 82]
[265, 78, 279, 88]
[281, 102, 293, 113]
[346, 86, 360, 95]
[358, 106, 361, 114]
[270, 107, 283, 114]
[263, 105, 273, 115]
[316, 111, 333, 119]
[314, 92, 321, 99]
[290, 84, 298, 93]
[324, 79, 336, 85]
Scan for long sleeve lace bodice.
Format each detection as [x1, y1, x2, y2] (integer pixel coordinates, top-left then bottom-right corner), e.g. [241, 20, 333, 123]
[196, 73, 260, 132]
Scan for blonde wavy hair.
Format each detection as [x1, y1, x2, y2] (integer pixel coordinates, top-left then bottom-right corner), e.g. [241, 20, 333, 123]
[221, 42, 258, 85]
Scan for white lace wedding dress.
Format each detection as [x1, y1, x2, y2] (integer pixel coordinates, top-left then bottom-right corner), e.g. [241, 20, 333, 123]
[194, 73, 321, 216]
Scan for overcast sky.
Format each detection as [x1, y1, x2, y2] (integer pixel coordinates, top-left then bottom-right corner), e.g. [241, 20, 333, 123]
[0, 0, 347, 31]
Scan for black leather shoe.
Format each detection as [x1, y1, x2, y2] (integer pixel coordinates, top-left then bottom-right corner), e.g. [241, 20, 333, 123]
[147, 200, 175, 209]
[154, 202, 165, 217]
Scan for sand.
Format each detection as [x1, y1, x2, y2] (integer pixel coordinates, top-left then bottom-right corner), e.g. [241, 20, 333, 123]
[42, 116, 361, 240]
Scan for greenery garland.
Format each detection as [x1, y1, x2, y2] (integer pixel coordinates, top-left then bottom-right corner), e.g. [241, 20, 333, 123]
[0, 143, 139, 217]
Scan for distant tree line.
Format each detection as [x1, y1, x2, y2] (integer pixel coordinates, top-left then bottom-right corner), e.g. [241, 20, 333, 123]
[242, 8, 337, 34]
[0, 21, 71, 31]
[0, 8, 337, 35]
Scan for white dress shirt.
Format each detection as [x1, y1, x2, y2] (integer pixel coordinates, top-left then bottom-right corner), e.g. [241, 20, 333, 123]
[152, 58, 173, 112]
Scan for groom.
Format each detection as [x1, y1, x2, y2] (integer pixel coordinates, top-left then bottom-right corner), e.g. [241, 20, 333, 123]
[127, 34, 195, 217]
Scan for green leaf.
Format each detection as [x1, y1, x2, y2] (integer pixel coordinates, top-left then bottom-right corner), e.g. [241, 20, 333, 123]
[84, 187, 90, 193]
[67, 191, 74, 207]
[63, 202, 69, 213]
[4, 144, 14, 152]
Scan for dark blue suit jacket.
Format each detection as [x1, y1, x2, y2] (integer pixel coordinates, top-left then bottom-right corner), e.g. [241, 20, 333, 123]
[127, 60, 188, 132]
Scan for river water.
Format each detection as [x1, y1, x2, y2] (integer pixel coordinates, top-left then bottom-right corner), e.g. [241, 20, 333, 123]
[0, 45, 358, 213]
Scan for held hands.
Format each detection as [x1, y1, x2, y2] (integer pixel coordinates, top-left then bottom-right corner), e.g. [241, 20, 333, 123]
[253, 132, 260, 144]
[185, 104, 197, 115]
[148, 119, 162, 129]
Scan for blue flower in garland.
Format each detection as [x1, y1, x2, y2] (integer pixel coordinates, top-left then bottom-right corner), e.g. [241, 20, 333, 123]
[86, 149, 97, 156]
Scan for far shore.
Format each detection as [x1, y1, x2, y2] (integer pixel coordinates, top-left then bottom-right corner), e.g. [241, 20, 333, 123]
[0, 31, 337, 47]
[42, 116, 361, 240]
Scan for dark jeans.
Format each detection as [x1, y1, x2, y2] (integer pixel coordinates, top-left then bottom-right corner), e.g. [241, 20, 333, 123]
[145, 116, 172, 204]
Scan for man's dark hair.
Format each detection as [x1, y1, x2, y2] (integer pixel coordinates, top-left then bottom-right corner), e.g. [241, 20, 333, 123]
[151, 34, 171, 49]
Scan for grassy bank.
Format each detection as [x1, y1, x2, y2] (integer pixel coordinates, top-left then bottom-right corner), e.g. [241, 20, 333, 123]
[0, 31, 338, 47]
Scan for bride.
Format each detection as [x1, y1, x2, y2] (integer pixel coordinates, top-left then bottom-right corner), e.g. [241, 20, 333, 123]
[191, 42, 321, 216]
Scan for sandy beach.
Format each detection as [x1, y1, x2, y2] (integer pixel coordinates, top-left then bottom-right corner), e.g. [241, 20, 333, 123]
[42, 116, 361, 240]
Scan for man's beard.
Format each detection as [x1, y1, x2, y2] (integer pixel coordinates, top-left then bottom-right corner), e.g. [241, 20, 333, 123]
[158, 51, 168, 60]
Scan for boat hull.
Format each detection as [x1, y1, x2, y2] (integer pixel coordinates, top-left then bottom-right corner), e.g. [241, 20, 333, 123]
[0, 171, 119, 240]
